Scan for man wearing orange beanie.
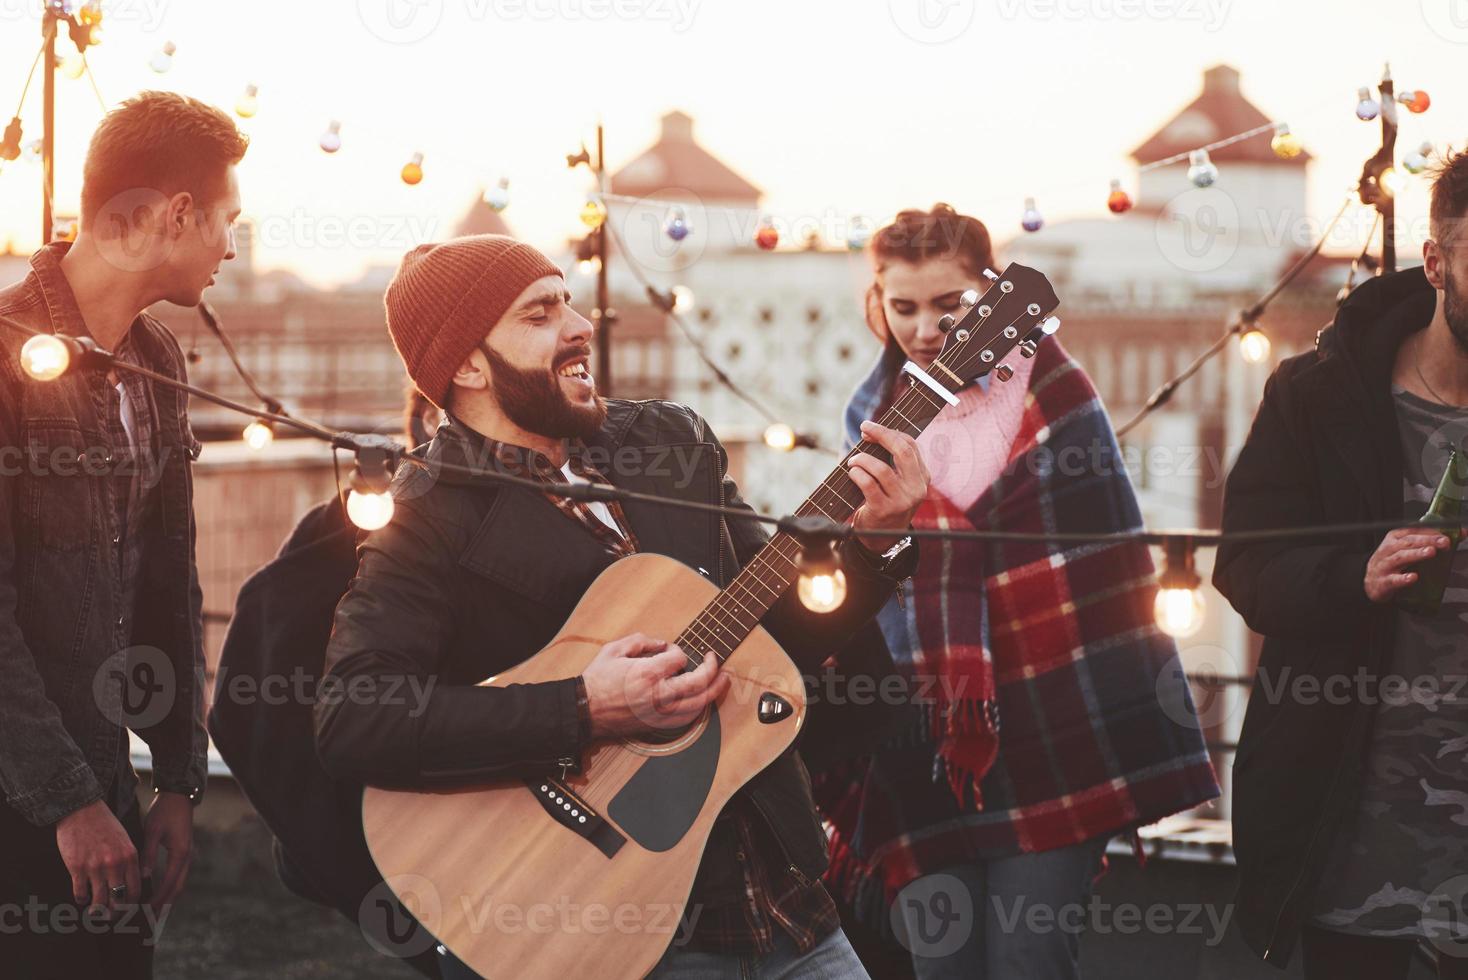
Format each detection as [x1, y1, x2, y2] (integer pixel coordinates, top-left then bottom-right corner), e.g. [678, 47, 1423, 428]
[317, 234, 928, 979]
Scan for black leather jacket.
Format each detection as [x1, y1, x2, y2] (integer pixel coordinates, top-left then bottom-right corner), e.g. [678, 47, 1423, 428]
[315, 398, 917, 907]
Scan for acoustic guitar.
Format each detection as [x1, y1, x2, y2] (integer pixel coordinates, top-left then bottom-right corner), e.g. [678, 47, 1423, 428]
[361, 262, 1060, 978]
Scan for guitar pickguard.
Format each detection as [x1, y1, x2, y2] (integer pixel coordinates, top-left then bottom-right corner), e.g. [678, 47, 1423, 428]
[605, 706, 722, 852]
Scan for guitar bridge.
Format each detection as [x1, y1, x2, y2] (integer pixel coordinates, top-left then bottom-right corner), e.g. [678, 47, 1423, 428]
[523, 776, 626, 859]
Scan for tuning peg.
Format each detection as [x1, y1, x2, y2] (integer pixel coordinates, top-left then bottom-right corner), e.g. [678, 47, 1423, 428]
[993, 364, 1014, 382]
[1018, 340, 1038, 359]
[958, 289, 979, 308]
[1041, 315, 1060, 335]
[937, 314, 956, 333]
[982, 269, 1000, 282]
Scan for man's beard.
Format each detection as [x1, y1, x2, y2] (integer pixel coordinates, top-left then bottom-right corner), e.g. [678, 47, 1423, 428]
[480, 342, 607, 442]
[1444, 260, 1468, 355]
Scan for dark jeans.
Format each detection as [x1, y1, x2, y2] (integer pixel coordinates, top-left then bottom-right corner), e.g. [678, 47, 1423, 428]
[0, 792, 155, 980]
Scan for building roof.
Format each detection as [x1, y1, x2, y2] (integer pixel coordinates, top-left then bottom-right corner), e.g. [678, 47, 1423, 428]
[610, 110, 762, 204]
[1131, 65, 1310, 166]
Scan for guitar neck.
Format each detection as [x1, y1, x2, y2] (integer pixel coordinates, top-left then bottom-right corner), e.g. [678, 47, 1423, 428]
[674, 370, 952, 662]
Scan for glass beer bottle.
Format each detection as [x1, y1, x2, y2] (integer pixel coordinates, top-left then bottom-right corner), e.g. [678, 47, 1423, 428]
[1397, 446, 1467, 616]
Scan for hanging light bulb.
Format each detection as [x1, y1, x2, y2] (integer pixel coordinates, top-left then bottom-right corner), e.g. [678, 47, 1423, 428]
[1270, 123, 1302, 160]
[149, 41, 177, 73]
[846, 216, 874, 251]
[22, 139, 42, 164]
[148, 41, 176, 74]
[796, 538, 847, 614]
[20, 334, 75, 381]
[1020, 197, 1044, 233]
[754, 217, 780, 251]
[1380, 166, 1407, 196]
[1187, 149, 1218, 188]
[1154, 538, 1205, 639]
[61, 53, 86, 80]
[346, 449, 396, 531]
[1404, 140, 1433, 175]
[580, 198, 608, 229]
[671, 284, 695, 313]
[235, 84, 259, 119]
[764, 423, 796, 452]
[1356, 86, 1380, 121]
[1106, 179, 1133, 214]
[319, 120, 342, 154]
[1, 117, 22, 162]
[1398, 89, 1431, 114]
[243, 419, 274, 451]
[664, 205, 691, 242]
[78, 0, 102, 43]
[1238, 324, 1271, 364]
[482, 177, 510, 210]
[52, 216, 77, 242]
[401, 152, 425, 186]
[576, 256, 600, 276]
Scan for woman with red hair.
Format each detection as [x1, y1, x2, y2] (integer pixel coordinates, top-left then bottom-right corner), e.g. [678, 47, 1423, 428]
[813, 204, 1220, 978]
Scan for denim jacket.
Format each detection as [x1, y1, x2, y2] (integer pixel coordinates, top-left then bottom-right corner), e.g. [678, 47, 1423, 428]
[0, 242, 207, 826]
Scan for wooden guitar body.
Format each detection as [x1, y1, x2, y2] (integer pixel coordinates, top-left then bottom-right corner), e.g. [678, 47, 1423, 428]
[361, 552, 809, 979]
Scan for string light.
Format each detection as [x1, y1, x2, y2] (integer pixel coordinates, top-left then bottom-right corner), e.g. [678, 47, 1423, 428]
[754, 217, 779, 251]
[1270, 122, 1302, 160]
[1238, 324, 1271, 364]
[795, 537, 847, 614]
[664, 205, 691, 241]
[846, 216, 874, 251]
[762, 423, 819, 452]
[401, 152, 424, 186]
[1187, 149, 1218, 188]
[243, 419, 274, 451]
[670, 284, 695, 313]
[576, 256, 601, 276]
[61, 54, 86, 80]
[20, 334, 76, 381]
[1107, 179, 1133, 214]
[148, 41, 175, 73]
[1404, 140, 1433, 175]
[0, 118, 21, 162]
[345, 446, 396, 531]
[1398, 89, 1431, 114]
[1154, 537, 1205, 638]
[579, 199, 608, 229]
[1355, 86, 1380, 121]
[319, 120, 342, 154]
[1020, 196, 1044, 233]
[482, 177, 510, 211]
[1379, 166, 1407, 196]
[234, 83, 259, 119]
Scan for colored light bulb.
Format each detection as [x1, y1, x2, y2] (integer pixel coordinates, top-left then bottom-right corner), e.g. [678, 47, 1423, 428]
[401, 152, 425, 186]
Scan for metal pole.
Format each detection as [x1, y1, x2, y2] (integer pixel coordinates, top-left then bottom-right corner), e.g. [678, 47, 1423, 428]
[1378, 68, 1397, 274]
[594, 122, 614, 396]
[41, 10, 57, 244]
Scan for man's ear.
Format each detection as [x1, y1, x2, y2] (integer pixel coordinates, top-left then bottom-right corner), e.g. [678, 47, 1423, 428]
[1424, 239, 1447, 290]
[166, 191, 194, 239]
[450, 344, 490, 394]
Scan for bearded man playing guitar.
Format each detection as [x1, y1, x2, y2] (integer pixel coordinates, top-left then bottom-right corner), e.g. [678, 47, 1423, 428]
[314, 235, 927, 979]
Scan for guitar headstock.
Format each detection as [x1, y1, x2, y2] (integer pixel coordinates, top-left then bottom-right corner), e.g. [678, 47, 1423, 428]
[931, 263, 1061, 387]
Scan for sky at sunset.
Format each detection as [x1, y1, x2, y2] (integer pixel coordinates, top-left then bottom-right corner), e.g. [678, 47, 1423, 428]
[0, 0, 1464, 287]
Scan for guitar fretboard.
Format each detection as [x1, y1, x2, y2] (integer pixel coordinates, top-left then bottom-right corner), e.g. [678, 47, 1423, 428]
[675, 369, 953, 664]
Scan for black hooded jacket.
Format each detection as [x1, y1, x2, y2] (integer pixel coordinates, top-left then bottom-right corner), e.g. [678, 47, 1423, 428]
[1214, 267, 1437, 965]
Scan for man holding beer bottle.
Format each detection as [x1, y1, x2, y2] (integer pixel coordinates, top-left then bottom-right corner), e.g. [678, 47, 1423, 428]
[1215, 150, 1468, 980]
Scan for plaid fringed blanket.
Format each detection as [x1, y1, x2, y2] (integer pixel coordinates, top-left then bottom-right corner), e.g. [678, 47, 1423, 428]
[817, 338, 1220, 932]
